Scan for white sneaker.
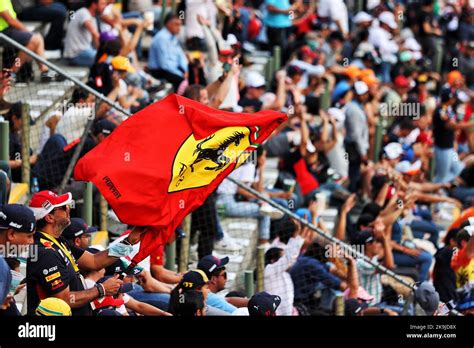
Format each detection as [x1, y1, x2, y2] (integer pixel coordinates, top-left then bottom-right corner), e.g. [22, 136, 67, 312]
[214, 234, 243, 252]
[259, 203, 284, 220]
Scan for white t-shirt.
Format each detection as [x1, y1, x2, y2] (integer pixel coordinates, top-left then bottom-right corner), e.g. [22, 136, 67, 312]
[118, 79, 128, 98]
[217, 163, 257, 195]
[185, 0, 217, 39]
[64, 7, 96, 58]
[317, 0, 348, 35]
[55, 106, 93, 144]
[369, 24, 398, 64]
[264, 236, 304, 316]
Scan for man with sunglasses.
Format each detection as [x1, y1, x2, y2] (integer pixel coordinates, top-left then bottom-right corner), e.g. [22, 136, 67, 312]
[198, 255, 248, 314]
[26, 190, 143, 315]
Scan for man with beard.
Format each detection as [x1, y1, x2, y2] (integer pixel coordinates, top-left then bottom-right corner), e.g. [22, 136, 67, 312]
[26, 191, 143, 315]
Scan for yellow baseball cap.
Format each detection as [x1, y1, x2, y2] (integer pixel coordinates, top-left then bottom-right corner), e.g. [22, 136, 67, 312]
[36, 297, 72, 316]
[111, 56, 135, 73]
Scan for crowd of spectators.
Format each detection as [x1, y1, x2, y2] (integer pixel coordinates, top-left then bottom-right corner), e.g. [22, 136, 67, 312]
[0, 0, 474, 317]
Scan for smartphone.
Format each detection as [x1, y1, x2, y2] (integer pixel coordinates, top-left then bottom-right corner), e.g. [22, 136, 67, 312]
[223, 62, 231, 73]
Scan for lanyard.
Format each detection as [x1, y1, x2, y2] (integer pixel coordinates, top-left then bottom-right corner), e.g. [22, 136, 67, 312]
[39, 232, 79, 273]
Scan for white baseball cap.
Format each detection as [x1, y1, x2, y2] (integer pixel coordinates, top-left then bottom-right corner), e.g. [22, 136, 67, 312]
[354, 81, 369, 95]
[328, 107, 345, 126]
[379, 11, 398, 30]
[395, 160, 422, 175]
[226, 33, 239, 46]
[383, 142, 404, 160]
[354, 11, 373, 24]
[245, 71, 266, 88]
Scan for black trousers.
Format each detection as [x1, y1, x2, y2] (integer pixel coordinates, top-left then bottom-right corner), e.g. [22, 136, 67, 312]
[18, 3, 67, 50]
[345, 142, 362, 193]
[190, 192, 219, 259]
[149, 69, 184, 92]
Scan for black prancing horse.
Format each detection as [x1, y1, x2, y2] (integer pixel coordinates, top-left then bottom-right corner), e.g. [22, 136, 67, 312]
[190, 131, 245, 172]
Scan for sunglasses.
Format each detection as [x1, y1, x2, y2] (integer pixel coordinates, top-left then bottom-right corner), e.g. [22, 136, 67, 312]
[52, 205, 69, 213]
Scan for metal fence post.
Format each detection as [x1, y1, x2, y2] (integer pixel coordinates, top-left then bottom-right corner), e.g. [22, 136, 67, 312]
[161, 0, 168, 27]
[20, 103, 31, 187]
[256, 245, 265, 292]
[373, 120, 384, 163]
[245, 270, 254, 298]
[171, 0, 177, 14]
[0, 121, 9, 161]
[82, 182, 93, 225]
[265, 57, 274, 89]
[99, 194, 108, 231]
[273, 46, 281, 72]
[429, 155, 436, 181]
[179, 215, 191, 273]
[320, 80, 331, 111]
[165, 242, 176, 271]
[335, 293, 344, 316]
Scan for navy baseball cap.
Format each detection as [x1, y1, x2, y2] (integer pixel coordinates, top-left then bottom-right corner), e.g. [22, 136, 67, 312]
[0, 204, 36, 233]
[197, 255, 229, 278]
[344, 299, 369, 316]
[248, 292, 281, 316]
[181, 270, 209, 290]
[93, 119, 116, 136]
[353, 230, 375, 246]
[440, 86, 455, 103]
[62, 217, 98, 241]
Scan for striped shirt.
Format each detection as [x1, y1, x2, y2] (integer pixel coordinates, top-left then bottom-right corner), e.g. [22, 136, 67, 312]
[356, 256, 382, 305]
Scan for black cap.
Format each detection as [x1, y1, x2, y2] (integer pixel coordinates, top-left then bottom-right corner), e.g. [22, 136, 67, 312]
[356, 214, 376, 230]
[7, 102, 35, 125]
[287, 65, 304, 77]
[181, 270, 209, 290]
[62, 217, 97, 241]
[0, 204, 36, 233]
[197, 255, 229, 278]
[353, 230, 375, 246]
[92, 119, 116, 136]
[344, 299, 368, 316]
[248, 292, 281, 316]
[440, 86, 455, 103]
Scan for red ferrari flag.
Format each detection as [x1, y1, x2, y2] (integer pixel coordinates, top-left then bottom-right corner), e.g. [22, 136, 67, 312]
[74, 94, 286, 263]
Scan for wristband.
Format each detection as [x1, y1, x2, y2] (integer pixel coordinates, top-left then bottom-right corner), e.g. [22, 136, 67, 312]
[95, 283, 105, 299]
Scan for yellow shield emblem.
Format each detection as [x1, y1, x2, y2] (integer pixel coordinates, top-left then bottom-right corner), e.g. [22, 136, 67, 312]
[168, 126, 255, 193]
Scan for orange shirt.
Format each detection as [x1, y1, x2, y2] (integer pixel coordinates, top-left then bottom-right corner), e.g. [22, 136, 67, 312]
[448, 207, 474, 231]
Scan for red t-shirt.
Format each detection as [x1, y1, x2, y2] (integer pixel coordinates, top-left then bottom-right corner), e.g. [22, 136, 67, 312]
[295, 13, 317, 35]
[458, 103, 473, 143]
[293, 158, 319, 195]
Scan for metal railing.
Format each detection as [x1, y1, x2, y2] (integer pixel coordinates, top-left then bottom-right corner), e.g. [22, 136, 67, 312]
[1, 32, 454, 315]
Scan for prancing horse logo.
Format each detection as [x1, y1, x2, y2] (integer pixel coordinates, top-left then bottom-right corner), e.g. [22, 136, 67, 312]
[190, 131, 245, 172]
[168, 126, 259, 193]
